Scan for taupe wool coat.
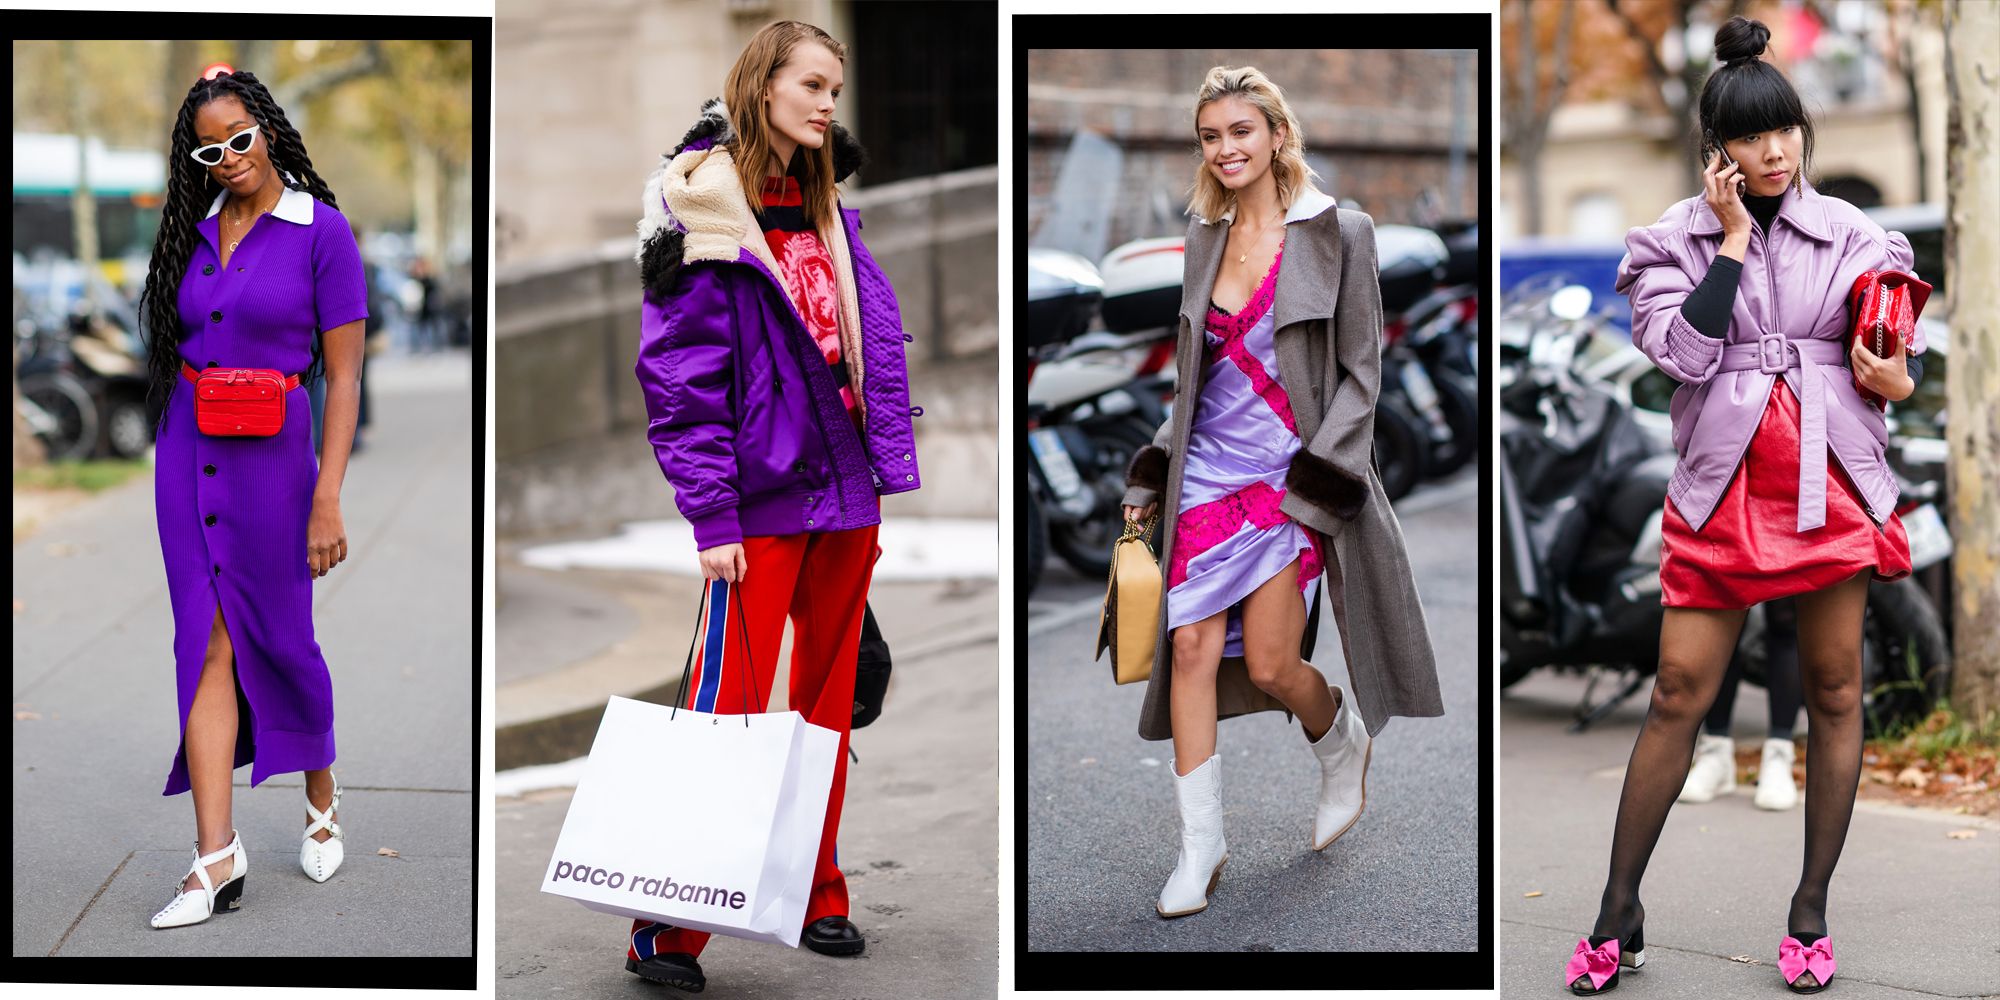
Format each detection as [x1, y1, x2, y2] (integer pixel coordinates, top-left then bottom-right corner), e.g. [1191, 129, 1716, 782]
[1121, 189, 1444, 740]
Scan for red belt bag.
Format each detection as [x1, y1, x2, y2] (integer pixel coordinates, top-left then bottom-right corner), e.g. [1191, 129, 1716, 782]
[181, 363, 301, 437]
[1845, 269, 1931, 410]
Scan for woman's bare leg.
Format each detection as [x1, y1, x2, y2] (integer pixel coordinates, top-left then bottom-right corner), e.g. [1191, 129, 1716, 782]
[1590, 605, 1747, 942]
[304, 767, 338, 841]
[1169, 611, 1227, 776]
[1784, 571, 1870, 987]
[183, 604, 240, 891]
[1238, 559, 1339, 739]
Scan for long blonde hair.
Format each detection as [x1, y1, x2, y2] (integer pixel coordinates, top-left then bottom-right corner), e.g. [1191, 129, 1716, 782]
[1188, 65, 1319, 223]
[724, 20, 846, 231]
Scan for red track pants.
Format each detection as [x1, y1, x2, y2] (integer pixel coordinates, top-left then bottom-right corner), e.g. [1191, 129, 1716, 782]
[627, 523, 879, 962]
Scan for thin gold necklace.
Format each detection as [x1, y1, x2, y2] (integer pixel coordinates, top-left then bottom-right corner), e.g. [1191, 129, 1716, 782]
[221, 187, 279, 252]
[1234, 208, 1283, 263]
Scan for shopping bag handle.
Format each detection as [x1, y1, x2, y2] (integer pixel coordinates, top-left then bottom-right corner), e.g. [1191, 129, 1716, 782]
[670, 580, 759, 726]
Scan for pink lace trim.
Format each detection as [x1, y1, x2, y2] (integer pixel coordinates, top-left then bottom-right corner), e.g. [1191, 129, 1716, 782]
[1205, 243, 1297, 433]
[1169, 480, 1325, 591]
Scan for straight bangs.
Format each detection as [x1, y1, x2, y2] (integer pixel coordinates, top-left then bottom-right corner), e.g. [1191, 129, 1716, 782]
[1704, 65, 1806, 141]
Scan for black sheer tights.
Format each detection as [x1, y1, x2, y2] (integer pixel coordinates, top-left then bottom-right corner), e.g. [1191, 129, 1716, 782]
[1586, 574, 1871, 988]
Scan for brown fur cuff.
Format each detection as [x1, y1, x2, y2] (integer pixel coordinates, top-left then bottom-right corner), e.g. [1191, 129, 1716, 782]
[1126, 445, 1168, 495]
[1286, 449, 1367, 520]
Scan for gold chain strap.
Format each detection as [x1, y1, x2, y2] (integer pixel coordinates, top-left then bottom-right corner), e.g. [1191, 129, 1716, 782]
[1103, 512, 1160, 594]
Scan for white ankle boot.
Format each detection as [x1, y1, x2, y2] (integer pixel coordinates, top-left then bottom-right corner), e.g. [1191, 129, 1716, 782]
[1754, 738, 1799, 810]
[1156, 754, 1227, 918]
[1307, 684, 1371, 850]
[1677, 733, 1737, 803]
[301, 777, 344, 882]
[151, 830, 247, 929]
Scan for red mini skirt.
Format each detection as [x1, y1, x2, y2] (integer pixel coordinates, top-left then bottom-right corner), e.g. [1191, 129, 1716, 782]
[1660, 380, 1911, 609]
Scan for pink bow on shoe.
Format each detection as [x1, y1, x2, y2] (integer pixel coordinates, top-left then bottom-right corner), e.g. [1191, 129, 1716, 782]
[1565, 938, 1621, 990]
[1779, 936, 1836, 987]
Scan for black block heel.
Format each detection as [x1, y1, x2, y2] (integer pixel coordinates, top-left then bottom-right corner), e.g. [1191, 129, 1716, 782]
[214, 875, 245, 912]
[1567, 925, 1644, 995]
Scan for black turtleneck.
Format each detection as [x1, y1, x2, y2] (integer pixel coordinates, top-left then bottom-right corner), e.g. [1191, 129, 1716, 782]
[1678, 191, 1920, 384]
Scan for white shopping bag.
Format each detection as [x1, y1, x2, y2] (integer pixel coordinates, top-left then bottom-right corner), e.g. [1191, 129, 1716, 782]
[540, 695, 840, 947]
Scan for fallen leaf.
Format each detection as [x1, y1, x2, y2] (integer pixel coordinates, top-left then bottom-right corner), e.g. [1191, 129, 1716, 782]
[1523, 891, 1543, 898]
[1869, 770, 1895, 785]
[12, 599, 23, 614]
[15, 711, 41, 721]
[377, 847, 400, 857]
[1946, 829, 1977, 840]
[1079, 757, 1097, 765]
[1896, 766, 1929, 790]
[1729, 955, 1759, 964]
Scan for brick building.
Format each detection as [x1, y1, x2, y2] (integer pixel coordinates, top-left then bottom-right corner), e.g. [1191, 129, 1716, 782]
[1026, 48, 1480, 255]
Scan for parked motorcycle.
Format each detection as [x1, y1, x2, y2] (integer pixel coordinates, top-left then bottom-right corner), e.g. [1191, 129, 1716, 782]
[18, 300, 155, 461]
[1498, 287, 1672, 728]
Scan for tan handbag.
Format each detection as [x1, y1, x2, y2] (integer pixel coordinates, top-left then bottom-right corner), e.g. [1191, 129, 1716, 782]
[1095, 514, 1161, 685]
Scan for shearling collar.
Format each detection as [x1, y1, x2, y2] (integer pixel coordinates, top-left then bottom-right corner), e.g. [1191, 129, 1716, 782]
[206, 184, 314, 225]
[634, 99, 874, 420]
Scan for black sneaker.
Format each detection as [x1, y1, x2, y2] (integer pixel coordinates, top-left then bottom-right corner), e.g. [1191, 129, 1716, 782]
[803, 916, 866, 956]
[626, 952, 705, 992]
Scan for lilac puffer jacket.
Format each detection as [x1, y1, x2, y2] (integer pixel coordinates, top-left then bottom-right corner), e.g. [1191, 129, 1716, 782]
[634, 101, 920, 549]
[1615, 180, 1918, 534]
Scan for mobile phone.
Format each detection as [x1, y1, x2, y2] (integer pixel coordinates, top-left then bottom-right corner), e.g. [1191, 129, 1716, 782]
[1704, 131, 1745, 196]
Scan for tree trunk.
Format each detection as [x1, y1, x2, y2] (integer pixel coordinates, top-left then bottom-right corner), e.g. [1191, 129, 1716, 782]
[63, 41, 99, 277]
[1943, 0, 2000, 722]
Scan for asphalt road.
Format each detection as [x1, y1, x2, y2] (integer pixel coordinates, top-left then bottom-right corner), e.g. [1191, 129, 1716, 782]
[1024, 468, 1482, 952]
[11, 353, 475, 958]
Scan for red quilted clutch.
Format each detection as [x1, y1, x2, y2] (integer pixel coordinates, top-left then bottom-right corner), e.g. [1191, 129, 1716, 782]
[182, 363, 300, 436]
[1845, 269, 1930, 409]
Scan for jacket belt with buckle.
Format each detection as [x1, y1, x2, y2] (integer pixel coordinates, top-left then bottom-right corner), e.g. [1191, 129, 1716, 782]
[1715, 334, 1850, 533]
[180, 362, 303, 391]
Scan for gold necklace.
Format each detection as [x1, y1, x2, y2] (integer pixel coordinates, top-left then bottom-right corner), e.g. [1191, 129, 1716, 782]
[221, 193, 276, 253]
[1234, 209, 1283, 264]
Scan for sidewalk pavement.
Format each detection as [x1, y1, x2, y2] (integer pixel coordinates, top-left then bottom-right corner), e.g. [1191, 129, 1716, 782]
[1501, 668, 2000, 999]
[11, 351, 475, 957]
[493, 536, 999, 997]
[1024, 469, 1482, 952]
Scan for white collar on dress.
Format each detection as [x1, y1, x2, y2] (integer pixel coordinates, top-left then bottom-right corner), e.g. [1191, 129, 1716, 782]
[1211, 185, 1337, 226]
[205, 184, 315, 225]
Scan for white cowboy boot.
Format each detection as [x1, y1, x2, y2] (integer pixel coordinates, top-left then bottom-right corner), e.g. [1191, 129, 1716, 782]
[1677, 733, 1737, 803]
[1754, 737, 1799, 810]
[300, 777, 344, 882]
[1307, 684, 1372, 850]
[1156, 754, 1227, 918]
[151, 830, 247, 928]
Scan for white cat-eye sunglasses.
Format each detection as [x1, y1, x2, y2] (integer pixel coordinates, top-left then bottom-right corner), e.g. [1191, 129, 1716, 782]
[189, 124, 260, 166]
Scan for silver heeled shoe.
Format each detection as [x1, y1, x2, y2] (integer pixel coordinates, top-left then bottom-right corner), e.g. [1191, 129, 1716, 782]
[300, 777, 344, 882]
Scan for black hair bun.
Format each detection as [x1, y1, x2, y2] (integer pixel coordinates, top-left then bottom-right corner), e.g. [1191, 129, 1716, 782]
[1715, 16, 1770, 66]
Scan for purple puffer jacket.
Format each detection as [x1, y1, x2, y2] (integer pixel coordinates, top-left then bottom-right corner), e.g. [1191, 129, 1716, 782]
[1615, 180, 1918, 534]
[634, 104, 920, 550]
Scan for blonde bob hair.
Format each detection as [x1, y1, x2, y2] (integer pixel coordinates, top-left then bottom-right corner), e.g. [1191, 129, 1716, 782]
[1187, 65, 1321, 223]
[723, 20, 846, 231]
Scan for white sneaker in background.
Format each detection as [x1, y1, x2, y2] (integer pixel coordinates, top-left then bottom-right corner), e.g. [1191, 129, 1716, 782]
[1754, 737, 1800, 811]
[1677, 732, 1737, 803]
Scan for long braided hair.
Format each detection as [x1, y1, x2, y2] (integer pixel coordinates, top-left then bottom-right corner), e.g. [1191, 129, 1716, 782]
[140, 69, 340, 426]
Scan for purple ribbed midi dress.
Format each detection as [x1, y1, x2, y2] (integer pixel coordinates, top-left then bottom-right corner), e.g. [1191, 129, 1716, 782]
[155, 187, 367, 796]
